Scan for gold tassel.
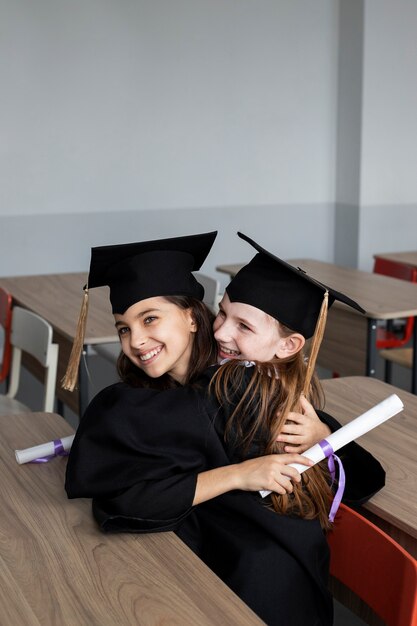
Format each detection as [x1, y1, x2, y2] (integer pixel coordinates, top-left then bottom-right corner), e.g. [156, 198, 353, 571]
[61, 287, 89, 392]
[303, 290, 329, 397]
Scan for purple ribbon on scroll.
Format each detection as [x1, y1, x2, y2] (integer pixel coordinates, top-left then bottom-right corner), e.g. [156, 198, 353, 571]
[318, 439, 346, 522]
[30, 439, 70, 463]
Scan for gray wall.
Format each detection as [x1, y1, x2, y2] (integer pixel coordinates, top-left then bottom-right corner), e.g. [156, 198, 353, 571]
[0, 205, 335, 292]
[334, 0, 417, 270]
[1, 0, 416, 284]
[358, 0, 417, 269]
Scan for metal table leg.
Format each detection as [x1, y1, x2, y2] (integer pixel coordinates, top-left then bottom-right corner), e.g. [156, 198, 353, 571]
[366, 318, 378, 377]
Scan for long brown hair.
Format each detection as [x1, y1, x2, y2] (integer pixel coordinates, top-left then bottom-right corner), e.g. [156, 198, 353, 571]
[117, 296, 217, 390]
[211, 322, 333, 531]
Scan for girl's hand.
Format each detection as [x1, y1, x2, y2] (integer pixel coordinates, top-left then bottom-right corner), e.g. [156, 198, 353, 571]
[276, 395, 331, 453]
[233, 453, 313, 495]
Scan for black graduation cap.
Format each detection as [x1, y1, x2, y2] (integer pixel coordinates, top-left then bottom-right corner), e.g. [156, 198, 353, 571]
[226, 232, 365, 339]
[62, 231, 217, 391]
[88, 231, 217, 314]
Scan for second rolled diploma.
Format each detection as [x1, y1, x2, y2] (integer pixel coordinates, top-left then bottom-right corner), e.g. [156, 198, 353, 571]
[260, 393, 403, 498]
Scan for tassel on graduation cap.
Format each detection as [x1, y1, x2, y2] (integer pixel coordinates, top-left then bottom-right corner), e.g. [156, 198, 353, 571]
[303, 290, 329, 397]
[61, 286, 89, 392]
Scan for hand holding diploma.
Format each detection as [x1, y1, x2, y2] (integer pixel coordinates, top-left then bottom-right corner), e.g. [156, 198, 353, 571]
[260, 394, 403, 499]
[15, 435, 74, 464]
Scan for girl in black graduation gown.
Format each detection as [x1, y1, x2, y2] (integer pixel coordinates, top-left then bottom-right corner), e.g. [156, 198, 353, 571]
[65, 232, 385, 626]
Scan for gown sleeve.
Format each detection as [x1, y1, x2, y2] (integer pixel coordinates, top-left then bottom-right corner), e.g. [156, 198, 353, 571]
[65, 382, 230, 532]
[317, 409, 386, 504]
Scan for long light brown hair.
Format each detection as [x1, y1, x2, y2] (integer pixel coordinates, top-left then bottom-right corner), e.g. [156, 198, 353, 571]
[117, 296, 217, 390]
[211, 321, 333, 530]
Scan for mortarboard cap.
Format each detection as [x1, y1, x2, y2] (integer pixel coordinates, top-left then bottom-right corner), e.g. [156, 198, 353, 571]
[226, 232, 366, 398]
[88, 231, 217, 314]
[227, 232, 365, 339]
[62, 231, 217, 391]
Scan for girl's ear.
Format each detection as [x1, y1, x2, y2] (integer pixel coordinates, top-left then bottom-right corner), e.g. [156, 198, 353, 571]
[187, 308, 198, 333]
[275, 333, 305, 359]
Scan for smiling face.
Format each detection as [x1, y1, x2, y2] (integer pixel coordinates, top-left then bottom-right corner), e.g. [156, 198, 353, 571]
[213, 292, 285, 362]
[114, 296, 197, 384]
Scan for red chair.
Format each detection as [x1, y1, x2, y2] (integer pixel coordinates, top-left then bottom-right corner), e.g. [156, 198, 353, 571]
[327, 503, 417, 626]
[373, 256, 417, 349]
[0, 287, 13, 383]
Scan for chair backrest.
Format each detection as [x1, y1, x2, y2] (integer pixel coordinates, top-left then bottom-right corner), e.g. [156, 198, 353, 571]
[327, 503, 417, 626]
[194, 272, 221, 313]
[373, 257, 417, 346]
[0, 287, 13, 383]
[6, 306, 59, 412]
[373, 256, 417, 283]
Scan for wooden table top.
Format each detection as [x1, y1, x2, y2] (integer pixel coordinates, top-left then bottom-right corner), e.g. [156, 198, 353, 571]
[321, 376, 417, 544]
[0, 412, 262, 625]
[374, 251, 417, 269]
[217, 258, 417, 320]
[0, 273, 117, 345]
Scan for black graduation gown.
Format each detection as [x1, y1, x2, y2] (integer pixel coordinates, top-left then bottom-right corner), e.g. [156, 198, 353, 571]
[173, 366, 385, 625]
[184, 492, 332, 626]
[65, 369, 385, 626]
[66, 382, 230, 531]
[66, 381, 333, 624]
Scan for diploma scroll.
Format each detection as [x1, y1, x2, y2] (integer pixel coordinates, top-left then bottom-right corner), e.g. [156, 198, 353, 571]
[15, 435, 75, 465]
[260, 393, 403, 498]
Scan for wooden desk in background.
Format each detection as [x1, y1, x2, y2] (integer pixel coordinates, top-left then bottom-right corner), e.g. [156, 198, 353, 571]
[0, 273, 118, 416]
[322, 376, 417, 558]
[217, 259, 417, 393]
[0, 411, 262, 626]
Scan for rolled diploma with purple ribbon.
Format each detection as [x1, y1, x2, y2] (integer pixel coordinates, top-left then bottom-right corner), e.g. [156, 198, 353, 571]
[260, 393, 403, 498]
[15, 435, 75, 465]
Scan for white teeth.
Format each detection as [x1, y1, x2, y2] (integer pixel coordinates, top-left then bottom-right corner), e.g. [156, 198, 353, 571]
[221, 346, 240, 356]
[139, 347, 162, 361]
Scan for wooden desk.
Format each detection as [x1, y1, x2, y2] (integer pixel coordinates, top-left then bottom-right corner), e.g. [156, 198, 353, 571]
[0, 273, 118, 415]
[374, 251, 417, 270]
[0, 411, 262, 626]
[217, 263, 244, 278]
[217, 259, 417, 393]
[321, 376, 417, 558]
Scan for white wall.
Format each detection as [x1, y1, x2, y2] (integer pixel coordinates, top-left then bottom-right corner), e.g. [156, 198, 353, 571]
[1, 1, 416, 281]
[1, 0, 338, 215]
[0, 0, 340, 283]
